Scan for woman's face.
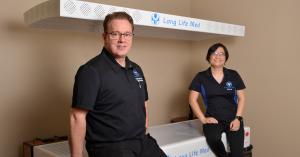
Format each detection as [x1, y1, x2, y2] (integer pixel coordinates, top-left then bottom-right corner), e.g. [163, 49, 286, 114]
[209, 47, 226, 68]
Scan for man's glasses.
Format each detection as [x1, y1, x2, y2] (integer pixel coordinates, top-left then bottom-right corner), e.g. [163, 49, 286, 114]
[106, 31, 134, 40]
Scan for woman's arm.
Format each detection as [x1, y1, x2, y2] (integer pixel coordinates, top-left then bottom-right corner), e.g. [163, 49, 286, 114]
[230, 89, 246, 131]
[189, 90, 218, 124]
[236, 89, 246, 117]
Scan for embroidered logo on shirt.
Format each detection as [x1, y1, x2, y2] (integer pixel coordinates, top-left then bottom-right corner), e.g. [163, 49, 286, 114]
[133, 69, 144, 88]
[224, 81, 234, 91]
[133, 69, 140, 77]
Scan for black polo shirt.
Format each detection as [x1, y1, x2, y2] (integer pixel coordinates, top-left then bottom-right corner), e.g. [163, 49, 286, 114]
[72, 48, 148, 143]
[189, 67, 246, 122]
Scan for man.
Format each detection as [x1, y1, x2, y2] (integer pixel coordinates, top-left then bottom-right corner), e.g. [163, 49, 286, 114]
[69, 12, 167, 157]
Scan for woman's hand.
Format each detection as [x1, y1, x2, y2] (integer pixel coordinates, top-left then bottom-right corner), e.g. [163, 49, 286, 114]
[230, 119, 240, 131]
[201, 117, 218, 124]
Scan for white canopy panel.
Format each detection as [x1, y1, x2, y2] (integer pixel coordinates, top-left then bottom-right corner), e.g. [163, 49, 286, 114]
[24, 0, 245, 41]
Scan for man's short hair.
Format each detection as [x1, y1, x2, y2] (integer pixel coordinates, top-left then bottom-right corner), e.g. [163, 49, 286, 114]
[103, 12, 134, 32]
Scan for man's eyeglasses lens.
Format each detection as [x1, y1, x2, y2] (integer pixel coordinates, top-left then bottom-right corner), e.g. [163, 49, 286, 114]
[107, 32, 134, 40]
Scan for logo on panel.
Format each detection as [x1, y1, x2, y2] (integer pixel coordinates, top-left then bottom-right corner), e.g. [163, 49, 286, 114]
[151, 13, 160, 25]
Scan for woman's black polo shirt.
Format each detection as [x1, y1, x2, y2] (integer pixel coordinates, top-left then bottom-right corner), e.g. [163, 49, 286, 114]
[189, 67, 246, 122]
[72, 48, 148, 143]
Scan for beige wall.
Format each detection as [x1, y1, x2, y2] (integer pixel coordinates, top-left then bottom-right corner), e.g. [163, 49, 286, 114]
[1, 0, 299, 157]
[0, 0, 192, 157]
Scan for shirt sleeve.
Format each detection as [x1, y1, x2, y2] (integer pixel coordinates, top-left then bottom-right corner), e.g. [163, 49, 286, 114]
[233, 70, 246, 90]
[72, 64, 100, 110]
[189, 73, 202, 93]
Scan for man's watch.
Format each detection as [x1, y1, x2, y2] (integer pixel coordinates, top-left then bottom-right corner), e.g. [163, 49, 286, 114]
[235, 116, 243, 122]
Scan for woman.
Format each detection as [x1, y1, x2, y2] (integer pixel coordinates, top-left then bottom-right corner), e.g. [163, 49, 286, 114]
[189, 43, 246, 157]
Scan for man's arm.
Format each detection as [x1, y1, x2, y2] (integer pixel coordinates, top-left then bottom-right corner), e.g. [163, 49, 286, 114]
[69, 107, 88, 157]
[145, 101, 149, 128]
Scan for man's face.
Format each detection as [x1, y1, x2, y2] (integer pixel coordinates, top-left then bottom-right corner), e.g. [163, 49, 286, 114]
[103, 19, 133, 59]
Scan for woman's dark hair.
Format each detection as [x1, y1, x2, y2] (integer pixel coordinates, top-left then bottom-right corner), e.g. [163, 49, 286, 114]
[206, 43, 229, 63]
[103, 12, 134, 32]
